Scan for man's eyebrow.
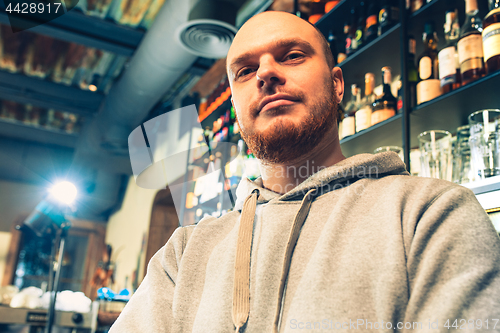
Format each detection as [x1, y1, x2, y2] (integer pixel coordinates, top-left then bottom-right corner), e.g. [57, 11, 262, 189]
[229, 38, 316, 70]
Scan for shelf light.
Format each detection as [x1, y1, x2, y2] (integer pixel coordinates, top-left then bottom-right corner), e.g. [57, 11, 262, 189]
[199, 87, 232, 122]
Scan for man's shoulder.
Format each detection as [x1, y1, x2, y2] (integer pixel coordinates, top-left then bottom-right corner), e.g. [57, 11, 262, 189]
[365, 173, 478, 209]
[172, 210, 241, 246]
[377, 173, 470, 194]
[195, 209, 241, 228]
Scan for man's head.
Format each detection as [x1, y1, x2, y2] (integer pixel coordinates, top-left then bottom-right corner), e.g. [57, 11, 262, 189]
[226, 11, 344, 164]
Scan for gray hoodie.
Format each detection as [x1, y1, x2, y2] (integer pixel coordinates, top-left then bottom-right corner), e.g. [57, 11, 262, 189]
[110, 152, 500, 332]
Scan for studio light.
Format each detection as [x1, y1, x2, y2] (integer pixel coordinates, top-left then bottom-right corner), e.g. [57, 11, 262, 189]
[20, 180, 78, 333]
[48, 181, 78, 206]
[23, 181, 78, 237]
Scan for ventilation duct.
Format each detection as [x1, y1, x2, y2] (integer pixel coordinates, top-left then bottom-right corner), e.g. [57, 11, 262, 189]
[176, 0, 244, 59]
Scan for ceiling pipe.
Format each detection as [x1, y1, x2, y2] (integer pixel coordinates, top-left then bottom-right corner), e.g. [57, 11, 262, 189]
[76, 0, 198, 158]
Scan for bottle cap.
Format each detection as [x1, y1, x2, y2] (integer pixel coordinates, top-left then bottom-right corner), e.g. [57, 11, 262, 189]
[408, 35, 416, 55]
[443, 9, 457, 33]
[465, 0, 478, 13]
[365, 73, 375, 95]
[365, 73, 375, 86]
[424, 21, 435, 35]
[351, 84, 358, 95]
[382, 66, 392, 83]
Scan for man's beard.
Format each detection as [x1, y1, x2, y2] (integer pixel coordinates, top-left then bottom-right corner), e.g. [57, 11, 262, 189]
[239, 81, 337, 164]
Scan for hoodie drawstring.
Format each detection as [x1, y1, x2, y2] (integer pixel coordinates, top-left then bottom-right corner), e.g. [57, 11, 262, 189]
[272, 188, 317, 333]
[232, 188, 317, 333]
[233, 189, 259, 332]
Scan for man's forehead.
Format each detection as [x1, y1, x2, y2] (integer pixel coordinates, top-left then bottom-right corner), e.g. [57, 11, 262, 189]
[227, 11, 319, 64]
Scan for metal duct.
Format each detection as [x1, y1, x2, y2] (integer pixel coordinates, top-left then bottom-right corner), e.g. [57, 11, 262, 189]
[176, 0, 241, 58]
[76, 0, 198, 159]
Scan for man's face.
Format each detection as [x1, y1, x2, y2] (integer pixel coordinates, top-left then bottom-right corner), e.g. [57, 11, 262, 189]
[227, 12, 342, 164]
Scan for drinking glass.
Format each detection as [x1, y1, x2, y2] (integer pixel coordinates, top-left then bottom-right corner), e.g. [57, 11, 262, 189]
[468, 109, 500, 179]
[453, 125, 475, 184]
[418, 130, 453, 181]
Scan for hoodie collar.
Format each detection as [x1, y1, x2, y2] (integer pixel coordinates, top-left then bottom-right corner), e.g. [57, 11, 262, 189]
[234, 152, 408, 210]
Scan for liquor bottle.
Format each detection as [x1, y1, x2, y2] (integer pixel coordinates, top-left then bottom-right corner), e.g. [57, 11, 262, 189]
[411, 0, 424, 12]
[327, 30, 339, 66]
[438, 9, 462, 94]
[398, 36, 418, 112]
[338, 103, 344, 140]
[378, 0, 399, 36]
[372, 67, 397, 125]
[308, 0, 325, 24]
[346, 7, 358, 56]
[356, 73, 375, 132]
[338, 27, 347, 63]
[342, 84, 358, 138]
[482, 0, 500, 74]
[356, 2, 366, 50]
[453, 45, 462, 89]
[365, 1, 379, 43]
[227, 140, 246, 189]
[325, 1, 340, 13]
[244, 149, 261, 181]
[407, 35, 419, 109]
[343, 20, 351, 55]
[458, 0, 485, 85]
[397, 80, 403, 113]
[416, 22, 442, 104]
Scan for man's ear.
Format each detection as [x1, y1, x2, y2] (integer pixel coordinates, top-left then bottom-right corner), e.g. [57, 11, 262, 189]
[331, 67, 344, 104]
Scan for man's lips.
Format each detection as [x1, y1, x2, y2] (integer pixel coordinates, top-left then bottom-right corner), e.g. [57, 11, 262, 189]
[258, 94, 299, 114]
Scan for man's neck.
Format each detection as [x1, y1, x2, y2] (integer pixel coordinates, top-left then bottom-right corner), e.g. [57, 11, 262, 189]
[258, 134, 345, 194]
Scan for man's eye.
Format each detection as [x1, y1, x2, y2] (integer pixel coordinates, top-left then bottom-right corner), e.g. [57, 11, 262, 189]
[238, 68, 255, 77]
[284, 52, 305, 61]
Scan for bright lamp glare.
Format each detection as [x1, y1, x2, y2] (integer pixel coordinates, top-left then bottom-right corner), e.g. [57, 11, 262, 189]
[49, 181, 78, 205]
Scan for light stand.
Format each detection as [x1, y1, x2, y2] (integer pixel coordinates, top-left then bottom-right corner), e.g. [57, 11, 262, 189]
[44, 222, 70, 333]
[22, 181, 77, 333]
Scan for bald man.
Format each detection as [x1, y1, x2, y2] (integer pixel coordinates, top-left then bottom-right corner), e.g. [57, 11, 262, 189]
[111, 12, 500, 333]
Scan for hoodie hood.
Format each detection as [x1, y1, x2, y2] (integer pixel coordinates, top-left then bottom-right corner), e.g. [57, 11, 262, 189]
[234, 152, 409, 211]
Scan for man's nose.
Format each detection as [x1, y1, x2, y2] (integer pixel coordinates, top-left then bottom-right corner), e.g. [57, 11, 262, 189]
[256, 57, 285, 89]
